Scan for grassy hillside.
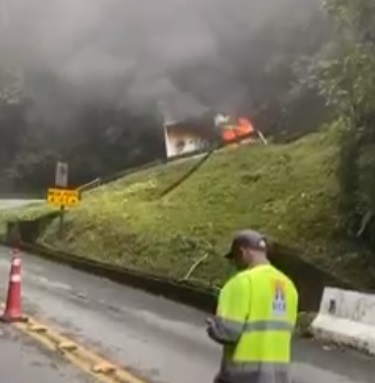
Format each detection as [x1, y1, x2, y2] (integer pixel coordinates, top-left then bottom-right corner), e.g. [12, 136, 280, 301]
[2, 125, 371, 288]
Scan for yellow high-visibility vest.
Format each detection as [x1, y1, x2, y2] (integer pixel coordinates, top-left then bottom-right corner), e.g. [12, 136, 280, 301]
[213, 264, 298, 382]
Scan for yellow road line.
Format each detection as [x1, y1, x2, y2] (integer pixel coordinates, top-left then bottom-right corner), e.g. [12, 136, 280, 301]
[8, 314, 148, 383]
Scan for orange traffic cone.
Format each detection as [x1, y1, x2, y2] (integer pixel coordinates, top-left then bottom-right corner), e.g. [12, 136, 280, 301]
[1, 248, 26, 322]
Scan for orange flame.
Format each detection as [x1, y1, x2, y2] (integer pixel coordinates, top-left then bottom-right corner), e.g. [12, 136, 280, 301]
[221, 117, 255, 142]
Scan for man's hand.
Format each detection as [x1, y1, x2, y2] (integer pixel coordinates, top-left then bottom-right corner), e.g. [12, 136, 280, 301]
[205, 317, 215, 327]
[206, 317, 217, 340]
[206, 316, 234, 345]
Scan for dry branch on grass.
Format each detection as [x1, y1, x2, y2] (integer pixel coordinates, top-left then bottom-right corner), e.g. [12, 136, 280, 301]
[181, 253, 209, 282]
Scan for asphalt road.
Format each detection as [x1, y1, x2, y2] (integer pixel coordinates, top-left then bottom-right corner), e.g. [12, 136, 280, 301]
[0, 322, 95, 382]
[0, 248, 373, 383]
[0, 199, 374, 383]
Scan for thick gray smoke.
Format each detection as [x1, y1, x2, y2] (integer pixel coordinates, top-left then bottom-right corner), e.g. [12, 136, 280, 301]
[0, 0, 319, 122]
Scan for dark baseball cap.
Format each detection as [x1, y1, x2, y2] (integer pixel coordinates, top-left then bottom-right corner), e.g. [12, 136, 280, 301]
[225, 229, 267, 259]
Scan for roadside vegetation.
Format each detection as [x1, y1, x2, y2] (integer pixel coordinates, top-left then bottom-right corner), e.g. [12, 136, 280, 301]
[2, 124, 373, 289]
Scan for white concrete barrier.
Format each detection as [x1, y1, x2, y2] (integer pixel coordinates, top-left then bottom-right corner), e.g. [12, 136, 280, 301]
[311, 287, 375, 354]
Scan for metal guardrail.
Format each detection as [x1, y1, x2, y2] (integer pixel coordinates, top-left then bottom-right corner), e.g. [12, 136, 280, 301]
[76, 159, 164, 195]
[77, 178, 101, 192]
[76, 149, 213, 195]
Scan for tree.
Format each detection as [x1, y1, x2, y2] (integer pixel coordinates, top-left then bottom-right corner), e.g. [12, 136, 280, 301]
[318, 0, 375, 249]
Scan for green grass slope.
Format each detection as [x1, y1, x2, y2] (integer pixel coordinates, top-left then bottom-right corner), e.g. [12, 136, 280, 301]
[3, 126, 369, 288]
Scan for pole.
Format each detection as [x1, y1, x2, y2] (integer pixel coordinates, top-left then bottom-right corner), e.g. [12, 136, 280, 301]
[58, 205, 65, 238]
[55, 160, 68, 239]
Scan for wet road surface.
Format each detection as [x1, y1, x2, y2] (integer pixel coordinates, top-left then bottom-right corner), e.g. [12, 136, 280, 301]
[0, 198, 43, 210]
[0, 322, 95, 382]
[0, 247, 373, 383]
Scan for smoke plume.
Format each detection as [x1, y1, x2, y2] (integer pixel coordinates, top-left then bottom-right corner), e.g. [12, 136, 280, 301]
[0, 0, 320, 121]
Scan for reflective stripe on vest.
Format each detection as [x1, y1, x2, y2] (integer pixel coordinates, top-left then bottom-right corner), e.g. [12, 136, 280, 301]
[212, 317, 294, 342]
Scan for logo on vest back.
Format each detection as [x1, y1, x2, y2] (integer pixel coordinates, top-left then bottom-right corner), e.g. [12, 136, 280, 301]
[272, 280, 286, 316]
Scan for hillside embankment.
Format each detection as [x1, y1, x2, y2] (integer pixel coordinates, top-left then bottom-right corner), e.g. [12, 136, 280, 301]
[0, 126, 373, 293]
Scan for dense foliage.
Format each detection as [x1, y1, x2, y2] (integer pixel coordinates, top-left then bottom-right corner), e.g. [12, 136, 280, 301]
[316, 0, 375, 254]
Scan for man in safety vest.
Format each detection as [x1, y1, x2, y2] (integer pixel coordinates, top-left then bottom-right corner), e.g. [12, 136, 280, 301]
[206, 229, 298, 383]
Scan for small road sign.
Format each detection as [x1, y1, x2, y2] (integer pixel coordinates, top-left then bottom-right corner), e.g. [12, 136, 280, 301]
[55, 162, 68, 188]
[47, 188, 79, 208]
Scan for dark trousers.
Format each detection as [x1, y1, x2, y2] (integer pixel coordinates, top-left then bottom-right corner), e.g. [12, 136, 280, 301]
[214, 371, 291, 383]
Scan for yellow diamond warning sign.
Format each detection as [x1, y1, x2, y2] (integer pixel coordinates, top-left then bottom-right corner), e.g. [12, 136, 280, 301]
[47, 188, 79, 207]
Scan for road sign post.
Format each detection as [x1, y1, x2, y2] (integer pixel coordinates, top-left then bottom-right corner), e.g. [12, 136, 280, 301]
[54, 162, 69, 238]
[59, 206, 64, 238]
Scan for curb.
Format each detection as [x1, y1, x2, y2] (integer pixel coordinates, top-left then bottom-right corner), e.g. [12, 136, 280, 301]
[1, 214, 360, 314]
[12, 315, 148, 383]
[0, 240, 217, 314]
